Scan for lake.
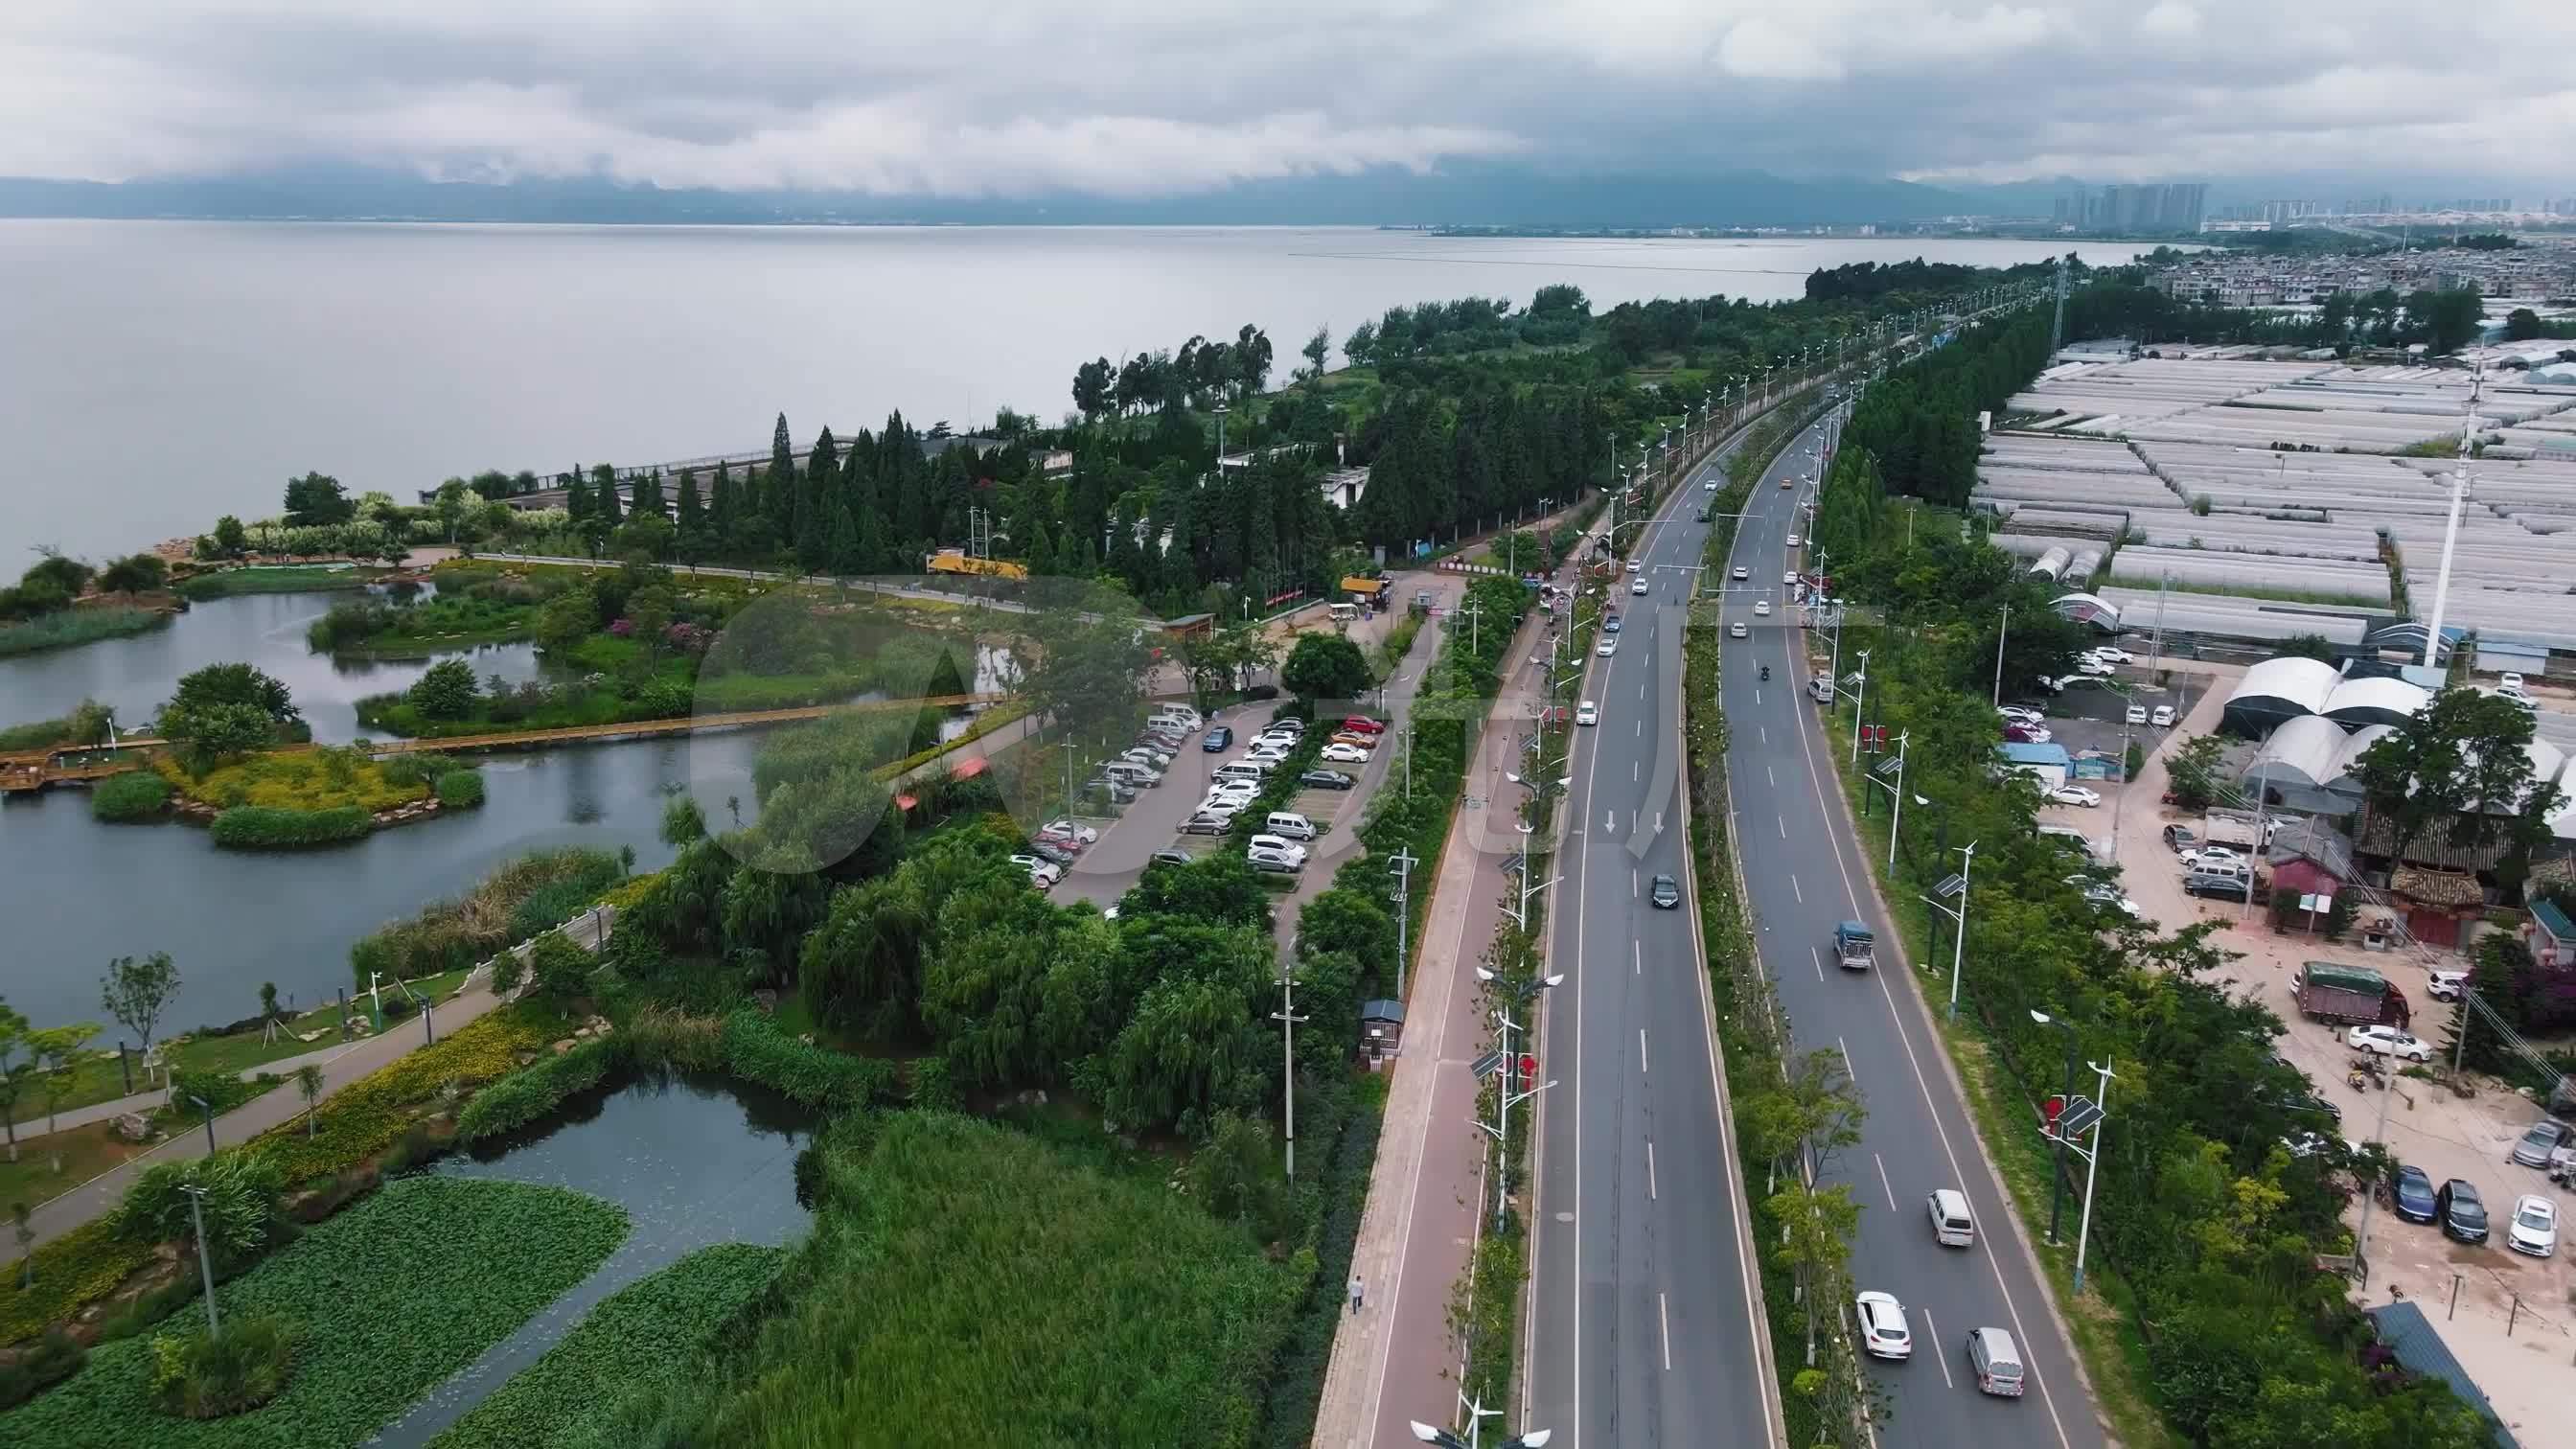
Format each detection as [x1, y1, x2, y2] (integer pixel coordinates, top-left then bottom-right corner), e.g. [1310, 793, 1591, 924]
[0, 222, 2160, 563]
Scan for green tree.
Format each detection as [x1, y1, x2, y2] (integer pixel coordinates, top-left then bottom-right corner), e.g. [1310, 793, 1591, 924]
[167, 662, 299, 726]
[2505, 308, 2543, 342]
[294, 1063, 325, 1138]
[282, 472, 355, 526]
[97, 553, 169, 594]
[2352, 687, 2549, 863]
[113, 1149, 286, 1262]
[1300, 326, 1331, 387]
[0, 1003, 32, 1162]
[1281, 632, 1371, 703]
[660, 794, 707, 847]
[533, 585, 598, 656]
[100, 951, 181, 1067]
[525, 931, 593, 1005]
[407, 658, 482, 721]
[432, 478, 473, 542]
[159, 699, 273, 771]
[2165, 733, 2228, 812]
[31, 1022, 99, 1136]
[210, 516, 249, 559]
[624, 583, 676, 653]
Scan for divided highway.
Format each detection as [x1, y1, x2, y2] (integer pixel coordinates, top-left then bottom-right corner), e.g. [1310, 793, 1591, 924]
[1526, 408, 2108, 1449]
[1718, 418, 2106, 1448]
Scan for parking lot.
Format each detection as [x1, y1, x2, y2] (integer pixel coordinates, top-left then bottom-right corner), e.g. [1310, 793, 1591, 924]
[2028, 657, 2569, 1438]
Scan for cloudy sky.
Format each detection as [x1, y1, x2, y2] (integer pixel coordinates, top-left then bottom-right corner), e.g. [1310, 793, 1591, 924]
[2, 1, 2567, 196]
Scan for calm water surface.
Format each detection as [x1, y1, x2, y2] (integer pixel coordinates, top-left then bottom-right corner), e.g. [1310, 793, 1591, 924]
[0, 222, 2161, 562]
[367, 1071, 816, 1447]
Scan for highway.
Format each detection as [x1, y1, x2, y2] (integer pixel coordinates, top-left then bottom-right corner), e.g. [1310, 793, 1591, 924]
[1715, 420, 2106, 1448]
[1525, 438, 1776, 1448]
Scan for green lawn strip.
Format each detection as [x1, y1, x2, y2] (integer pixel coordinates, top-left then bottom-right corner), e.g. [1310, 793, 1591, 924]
[428, 1243, 785, 1449]
[0, 1177, 627, 1446]
[1814, 709, 2175, 1449]
[0, 609, 170, 659]
[177, 567, 380, 600]
[674, 1111, 1300, 1448]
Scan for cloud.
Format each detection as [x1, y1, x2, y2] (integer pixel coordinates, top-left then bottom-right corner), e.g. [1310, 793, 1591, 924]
[0, 0, 2568, 195]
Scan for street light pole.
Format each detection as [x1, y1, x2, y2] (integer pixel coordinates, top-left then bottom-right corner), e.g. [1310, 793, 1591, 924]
[1991, 603, 2010, 707]
[1389, 849, 1419, 996]
[2074, 1056, 2116, 1292]
[1849, 650, 1871, 766]
[180, 1184, 221, 1339]
[2031, 1008, 2080, 1245]
[1883, 730, 1910, 868]
[1275, 967, 1307, 1182]
[1950, 841, 1975, 1019]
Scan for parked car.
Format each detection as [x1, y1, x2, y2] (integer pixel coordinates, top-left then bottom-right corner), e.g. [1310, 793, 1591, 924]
[2435, 1179, 2490, 1243]
[1649, 874, 1682, 909]
[1009, 854, 1062, 886]
[1248, 746, 1293, 764]
[2150, 704, 2176, 727]
[1321, 743, 1369, 764]
[1300, 769, 1356, 790]
[2508, 1194, 2558, 1257]
[1087, 777, 1136, 805]
[2510, 1119, 2569, 1168]
[2003, 723, 2051, 744]
[1247, 846, 1303, 874]
[2428, 969, 2470, 1001]
[2347, 1024, 2432, 1062]
[1854, 1291, 1912, 1360]
[1027, 840, 1076, 866]
[1576, 701, 1599, 726]
[1328, 732, 1376, 749]
[2282, 1131, 2332, 1160]
[2392, 1165, 2439, 1223]
[2177, 845, 2242, 870]
[1597, 636, 1619, 656]
[2050, 786, 2101, 808]
[1998, 704, 2043, 724]
[1783, 570, 1799, 586]
[1203, 725, 1232, 752]
[2081, 884, 2143, 918]
[1149, 848, 1194, 867]
[1626, 560, 1641, 574]
[1340, 717, 1386, 736]
[2089, 646, 2135, 664]
[1247, 834, 1308, 866]
[2125, 702, 2148, 725]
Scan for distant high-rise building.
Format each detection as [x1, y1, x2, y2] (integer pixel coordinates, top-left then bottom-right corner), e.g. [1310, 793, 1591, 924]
[2074, 182, 2204, 234]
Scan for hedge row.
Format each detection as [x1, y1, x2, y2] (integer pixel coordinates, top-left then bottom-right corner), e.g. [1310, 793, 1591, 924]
[208, 804, 373, 849]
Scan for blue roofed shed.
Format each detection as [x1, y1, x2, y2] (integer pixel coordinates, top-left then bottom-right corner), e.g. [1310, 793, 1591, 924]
[1997, 741, 2074, 791]
[2363, 1301, 2520, 1448]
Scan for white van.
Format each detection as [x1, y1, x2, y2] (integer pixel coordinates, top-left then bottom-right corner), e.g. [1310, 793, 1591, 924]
[1102, 761, 1160, 789]
[1152, 706, 1201, 731]
[1265, 811, 1317, 840]
[1927, 1188, 1976, 1248]
[1966, 1326, 2024, 1398]
[1212, 762, 1267, 785]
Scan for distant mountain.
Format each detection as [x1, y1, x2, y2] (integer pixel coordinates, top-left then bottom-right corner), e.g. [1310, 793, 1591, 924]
[0, 165, 1996, 229]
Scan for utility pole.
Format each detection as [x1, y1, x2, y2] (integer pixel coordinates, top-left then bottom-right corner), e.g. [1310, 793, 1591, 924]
[2422, 364, 2483, 672]
[1059, 738, 1079, 827]
[1883, 730, 1911, 868]
[1991, 604, 2010, 707]
[1850, 650, 1872, 766]
[1390, 850, 1419, 996]
[2073, 1056, 2116, 1293]
[1275, 967, 1307, 1181]
[1459, 598, 1484, 658]
[181, 1184, 220, 1339]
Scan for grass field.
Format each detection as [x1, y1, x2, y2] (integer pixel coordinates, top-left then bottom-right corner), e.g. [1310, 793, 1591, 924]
[175, 565, 380, 600]
[0, 609, 169, 659]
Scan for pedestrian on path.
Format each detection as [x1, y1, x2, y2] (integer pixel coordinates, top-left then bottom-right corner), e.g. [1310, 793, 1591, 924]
[1348, 1274, 1366, 1314]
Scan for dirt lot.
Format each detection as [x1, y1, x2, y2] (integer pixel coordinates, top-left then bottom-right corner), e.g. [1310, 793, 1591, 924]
[2034, 659, 2571, 1441]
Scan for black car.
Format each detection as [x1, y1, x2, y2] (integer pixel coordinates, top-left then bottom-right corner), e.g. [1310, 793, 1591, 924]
[1203, 725, 1232, 752]
[1028, 840, 1076, 866]
[1300, 769, 1356, 791]
[1649, 874, 1683, 909]
[1149, 849, 1194, 867]
[2392, 1165, 2439, 1224]
[2435, 1179, 2489, 1243]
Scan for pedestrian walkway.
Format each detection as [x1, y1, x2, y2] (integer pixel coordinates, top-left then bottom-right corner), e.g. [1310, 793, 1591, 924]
[1311, 602, 1553, 1449]
[18, 908, 615, 1254]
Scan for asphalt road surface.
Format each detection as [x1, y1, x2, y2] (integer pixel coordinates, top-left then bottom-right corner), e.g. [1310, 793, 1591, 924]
[1718, 423, 2108, 1449]
[1526, 441, 1778, 1449]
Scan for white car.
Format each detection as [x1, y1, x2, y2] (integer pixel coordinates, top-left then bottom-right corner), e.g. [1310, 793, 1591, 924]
[1320, 743, 1369, 764]
[1732, 566, 1749, 581]
[2509, 1194, 2558, 1257]
[1783, 571, 1798, 586]
[2501, 671, 2526, 694]
[1703, 477, 1717, 491]
[2150, 704, 2176, 727]
[2051, 786, 2101, 808]
[2346, 1024, 2431, 1062]
[1625, 560, 1641, 574]
[1997, 705, 2042, 724]
[1205, 783, 1258, 805]
[1247, 746, 1292, 763]
[1754, 600, 1771, 617]
[1040, 818, 1098, 846]
[1008, 854, 1062, 887]
[2178, 845, 2242, 870]
[2076, 657, 2117, 677]
[1854, 1291, 1912, 1360]
[2088, 647, 2136, 664]
[1785, 533, 1802, 547]
[2125, 703, 2148, 725]
[1576, 701, 1599, 726]
[1630, 577, 1648, 596]
[1730, 621, 1747, 638]
[1247, 834, 1309, 866]
[1597, 636, 1618, 657]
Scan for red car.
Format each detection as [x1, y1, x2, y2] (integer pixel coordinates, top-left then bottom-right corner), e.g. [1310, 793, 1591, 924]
[1340, 716, 1387, 736]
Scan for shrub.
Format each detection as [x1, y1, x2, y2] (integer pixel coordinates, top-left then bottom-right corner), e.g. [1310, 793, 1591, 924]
[453, 1040, 613, 1144]
[208, 805, 373, 850]
[718, 1008, 894, 1110]
[907, 1053, 962, 1111]
[433, 769, 485, 808]
[525, 931, 594, 1005]
[89, 770, 172, 822]
[0, 1329, 85, 1411]
[150, 1312, 297, 1419]
[488, 951, 524, 996]
[349, 847, 622, 986]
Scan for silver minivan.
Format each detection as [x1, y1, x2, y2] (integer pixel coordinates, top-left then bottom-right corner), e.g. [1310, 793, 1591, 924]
[1927, 1188, 1975, 1248]
[1265, 811, 1317, 840]
[1966, 1325, 2024, 1398]
[1102, 761, 1160, 789]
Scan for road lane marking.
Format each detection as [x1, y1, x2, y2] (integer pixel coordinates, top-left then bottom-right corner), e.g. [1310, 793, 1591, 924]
[1632, 869, 1639, 899]
[1923, 1308, 1952, 1387]
[1812, 945, 1825, 981]
[1777, 814, 1786, 839]
[1874, 1152, 1898, 1210]
[1659, 1292, 1673, 1371]
[1633, 760, 1640, 782]
[1767, 764, 1775, 787]
[1647, 1139, 1658, 1198]
[1791, 874, 1803, 904]
[1640, 1028, 1649, 1076]
[1634, 939, 1643, 976]
[1838, 1035, 1856, 1090]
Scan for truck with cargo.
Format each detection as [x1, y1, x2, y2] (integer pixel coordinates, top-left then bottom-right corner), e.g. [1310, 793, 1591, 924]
[2199, 810, 2263, 853]
[2291, 961, 2410, 1029]
[1832, 920, 1876, 971]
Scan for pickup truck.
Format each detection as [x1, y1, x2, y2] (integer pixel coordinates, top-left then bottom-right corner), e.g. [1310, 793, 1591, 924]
[2292, 961, 2410, 1029]
[1832, 920, 1876, 971]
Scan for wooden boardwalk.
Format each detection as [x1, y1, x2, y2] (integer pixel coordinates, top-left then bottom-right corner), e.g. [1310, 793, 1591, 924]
[0, 698, 1006, 792]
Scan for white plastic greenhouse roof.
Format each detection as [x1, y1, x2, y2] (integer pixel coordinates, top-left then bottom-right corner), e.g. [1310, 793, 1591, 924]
[2246, 715, 2349, 790]
[2328, 724, 2395, 788]
[2320, 676, 2429, 725]
[2229, 656, 2339, 716]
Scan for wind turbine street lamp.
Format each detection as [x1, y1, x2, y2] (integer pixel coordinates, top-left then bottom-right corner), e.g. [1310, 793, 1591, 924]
[1919, 842, 1977, 1021]
[2029, 1008, 2081, 1245]
[1413, 1402, 1552, 1449]
[1474, 967, 1563, 1230]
